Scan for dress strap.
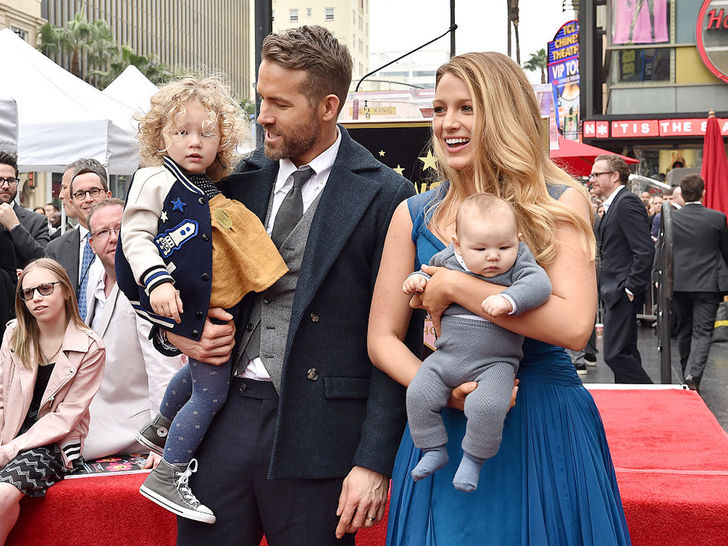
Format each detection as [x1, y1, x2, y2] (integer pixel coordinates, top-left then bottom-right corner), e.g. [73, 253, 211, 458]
[408, 184, 448, 244]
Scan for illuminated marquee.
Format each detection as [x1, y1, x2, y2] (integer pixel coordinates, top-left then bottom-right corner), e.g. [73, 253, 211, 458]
[583, 118, 728, 139]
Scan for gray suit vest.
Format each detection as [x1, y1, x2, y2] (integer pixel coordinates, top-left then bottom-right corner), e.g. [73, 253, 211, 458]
[236, 190, 322, 392]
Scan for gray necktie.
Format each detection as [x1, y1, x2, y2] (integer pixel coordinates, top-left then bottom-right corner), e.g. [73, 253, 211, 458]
[271, 166, 313, 248]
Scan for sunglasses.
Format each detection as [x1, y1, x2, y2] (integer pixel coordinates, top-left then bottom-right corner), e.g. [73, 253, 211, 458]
[19, 281, 63, 301]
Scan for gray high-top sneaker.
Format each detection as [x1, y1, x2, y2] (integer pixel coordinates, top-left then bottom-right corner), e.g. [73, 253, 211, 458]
[139, 458, 216, 524]
[136, 413, 172, 455]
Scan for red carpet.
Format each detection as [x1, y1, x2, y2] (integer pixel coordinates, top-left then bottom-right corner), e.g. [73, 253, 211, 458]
[8, 388, 728, 545]
[590, 387, 728, 546]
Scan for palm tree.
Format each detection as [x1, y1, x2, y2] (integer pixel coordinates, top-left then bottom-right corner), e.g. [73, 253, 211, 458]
[37, 13, 115, 81]
[510, 0, 521, 65]
[92, 44, 175, 88]
[523, 48, 547, 84]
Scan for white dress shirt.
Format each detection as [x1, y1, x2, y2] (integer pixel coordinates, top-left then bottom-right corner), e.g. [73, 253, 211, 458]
[240, 130, 342, 381]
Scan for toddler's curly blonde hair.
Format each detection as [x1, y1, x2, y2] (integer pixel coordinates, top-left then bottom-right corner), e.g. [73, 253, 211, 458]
[136, 75, 248, 179]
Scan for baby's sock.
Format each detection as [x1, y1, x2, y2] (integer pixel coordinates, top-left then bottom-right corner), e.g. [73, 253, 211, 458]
[411, 445, 448, 481]
[453, 451, 486, 492]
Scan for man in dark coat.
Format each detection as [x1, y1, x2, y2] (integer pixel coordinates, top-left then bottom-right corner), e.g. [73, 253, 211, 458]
[671, 174, 728, 391]
[592, 154, 654, 383]
[164, 26, 420, 545]
[0, 151, 49, 268]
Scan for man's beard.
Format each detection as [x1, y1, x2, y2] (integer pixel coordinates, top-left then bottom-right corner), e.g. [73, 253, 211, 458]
[0, 189, 16, 204]
[263, 117, 320, 163]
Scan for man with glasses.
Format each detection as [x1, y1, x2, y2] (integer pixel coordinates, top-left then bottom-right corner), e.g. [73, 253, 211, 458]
[46, 162, 111, 321]
[82, 198, 183, 461]
[591, 154, 654, 383]
[0, 151, 49, 268]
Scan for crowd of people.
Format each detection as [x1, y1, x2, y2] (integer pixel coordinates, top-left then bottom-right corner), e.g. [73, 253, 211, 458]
[3, 22, 724, 546]
[585, 158, 728, 391]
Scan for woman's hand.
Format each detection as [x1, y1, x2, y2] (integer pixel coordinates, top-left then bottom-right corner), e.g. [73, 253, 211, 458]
[447, 379, 519, 412]
[447, 382, 478, 411]
[409, 265, 458, 335]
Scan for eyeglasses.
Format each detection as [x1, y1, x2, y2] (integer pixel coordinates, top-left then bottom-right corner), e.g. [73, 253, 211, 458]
[0, 176, 19, 187]
[588, 171, 615, 180]
[72, 187, 104, 200]
[91, 225, 121, 240]
[19, 281, 63, 301]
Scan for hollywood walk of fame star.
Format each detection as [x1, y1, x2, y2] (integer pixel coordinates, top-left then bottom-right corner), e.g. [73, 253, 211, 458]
[418, 150, 438, 172]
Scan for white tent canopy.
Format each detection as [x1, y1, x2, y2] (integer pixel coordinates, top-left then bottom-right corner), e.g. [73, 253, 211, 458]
[102, 65, 158, 116]
[0, 97, 18, 154]
[0, 29, 139, 174]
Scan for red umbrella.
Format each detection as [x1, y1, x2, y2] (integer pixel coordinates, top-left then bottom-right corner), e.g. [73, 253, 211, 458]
[550, 136, 638, 177]
[701, 111, 728, 216]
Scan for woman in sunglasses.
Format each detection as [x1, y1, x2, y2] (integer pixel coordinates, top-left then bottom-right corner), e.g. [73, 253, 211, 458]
[0, 258, 105, 542]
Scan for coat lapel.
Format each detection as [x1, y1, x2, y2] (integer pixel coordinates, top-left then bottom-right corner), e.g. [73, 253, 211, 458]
[598, 187, 624, 239]
[94, 283, 120, 338]
[287, 129, 382, 351]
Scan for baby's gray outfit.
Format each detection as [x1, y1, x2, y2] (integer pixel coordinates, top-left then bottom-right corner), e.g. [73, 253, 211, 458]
[407, 242, 551, 459]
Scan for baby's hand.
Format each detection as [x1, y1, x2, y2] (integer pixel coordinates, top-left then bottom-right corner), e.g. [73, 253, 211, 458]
[481, 294, 512, 317]
[402, 274, 428, 295]
[150, 283, 183, 324]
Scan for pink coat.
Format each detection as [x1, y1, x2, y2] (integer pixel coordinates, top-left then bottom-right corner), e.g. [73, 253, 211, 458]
[0, 319, 105, 469]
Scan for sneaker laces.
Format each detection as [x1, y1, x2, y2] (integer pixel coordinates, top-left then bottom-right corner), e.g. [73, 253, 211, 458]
[174, 459, 202, 507]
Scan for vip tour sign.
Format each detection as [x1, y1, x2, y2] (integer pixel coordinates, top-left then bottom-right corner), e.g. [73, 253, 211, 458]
[548, 20, 580, 140]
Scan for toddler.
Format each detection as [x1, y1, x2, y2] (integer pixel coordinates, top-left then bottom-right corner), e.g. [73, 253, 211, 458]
[403, 193, 551, 492]
[115, 76, 287, 523]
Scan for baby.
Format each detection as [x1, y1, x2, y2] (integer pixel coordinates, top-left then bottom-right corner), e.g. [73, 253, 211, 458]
[403, 193, 551, 492]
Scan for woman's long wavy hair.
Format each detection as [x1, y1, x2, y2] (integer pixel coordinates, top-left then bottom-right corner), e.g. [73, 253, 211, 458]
[11, 258, 83, 369]
[430, 52, 595, 266]
[135, 75, 248, 180]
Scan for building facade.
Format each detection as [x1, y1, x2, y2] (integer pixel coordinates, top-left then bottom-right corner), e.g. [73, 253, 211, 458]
[272, 0, 369, 85]
[580, 0, 728, 181]
[0, 0, 44, 44]
[41, 0, 252, 98]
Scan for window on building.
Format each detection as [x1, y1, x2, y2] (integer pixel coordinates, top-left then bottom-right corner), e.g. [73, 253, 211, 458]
[605, 0, 674, 84]
[380, 71, 409, 78]
[615, 48, 670, 83]
[290, 9, 299, 22]
[325, 7, 334, 21]
[11, 26, 27, 42]
[414, 70, 436, 78]
[307, 8, 312, 17]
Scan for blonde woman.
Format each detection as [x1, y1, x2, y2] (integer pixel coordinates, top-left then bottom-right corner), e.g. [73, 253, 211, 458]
[368, 52, 631, 544]
[0, 258, 105, 543]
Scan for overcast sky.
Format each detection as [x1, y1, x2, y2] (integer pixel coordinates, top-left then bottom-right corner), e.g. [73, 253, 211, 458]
[369, 0, 577, 83]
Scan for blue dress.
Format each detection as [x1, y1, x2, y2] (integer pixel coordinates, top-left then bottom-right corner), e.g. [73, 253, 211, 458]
[386, 187, 631, 546]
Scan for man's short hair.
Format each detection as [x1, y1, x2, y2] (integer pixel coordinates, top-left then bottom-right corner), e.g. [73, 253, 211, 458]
[69, 159, 109, 194]
[262, 25, 353, 114]
[594, 154, 631, 184]
[87, 197, 124, 233]
[680, 174, 704, 203]
[65, 158, 108, 184]
[0, 151, 19, 177]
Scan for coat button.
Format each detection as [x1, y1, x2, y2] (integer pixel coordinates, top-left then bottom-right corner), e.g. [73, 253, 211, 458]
[246, 322, 254, 331]
[196, 311, 204, 320]
[307, 368, 319, 381]
[192, 329, 199, 337]
[201, 272, 210, 281]
[239, 382, 247, 393]
[310, 312, 319, 323]
[263, 296, 271, 304]
[198, 197, 206, 205]
[202, 233, 210, 241]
